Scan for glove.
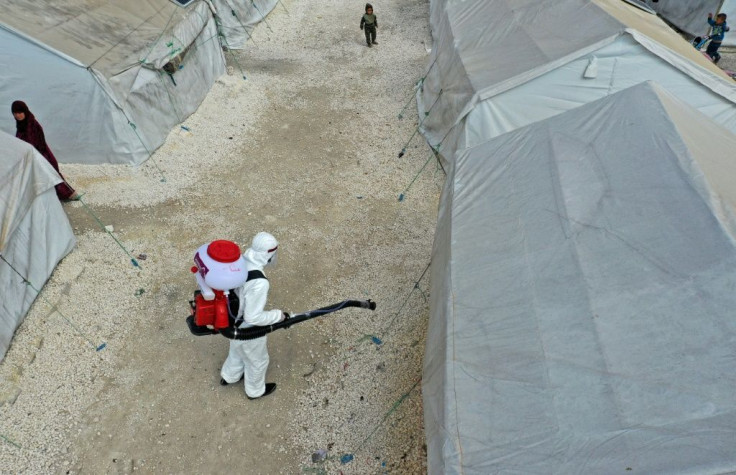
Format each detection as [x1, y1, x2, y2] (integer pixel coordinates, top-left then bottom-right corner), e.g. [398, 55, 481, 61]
[360, 25, 363, 30]
[281, 312, 290, 322]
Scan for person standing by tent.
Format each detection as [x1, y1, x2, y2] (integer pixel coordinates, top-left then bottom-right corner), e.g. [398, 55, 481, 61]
[360, 3, 378, 47]
[220, 232, 286, 399]
[11, 101, 80, 201]
[706, 12, 729, 63]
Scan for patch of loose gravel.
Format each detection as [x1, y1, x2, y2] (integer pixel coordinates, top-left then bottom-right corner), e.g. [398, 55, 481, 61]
[717, 48, 736, 75]
[1, 0, 437, 473]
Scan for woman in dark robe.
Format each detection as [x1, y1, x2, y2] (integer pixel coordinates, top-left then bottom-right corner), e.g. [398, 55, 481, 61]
[12, 100, 80, 201]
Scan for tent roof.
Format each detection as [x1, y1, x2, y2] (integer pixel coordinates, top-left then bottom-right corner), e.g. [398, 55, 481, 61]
[1, 0, 198, 74]
[0, 131, 61, 252]
[450, 0, 730, 96]
[425, 0, 736, 141]
[425, 81, 736, 473]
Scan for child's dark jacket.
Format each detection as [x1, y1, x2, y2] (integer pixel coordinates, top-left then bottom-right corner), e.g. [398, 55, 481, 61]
[707, 18, 728, 42]
[361, 13, 377, 29]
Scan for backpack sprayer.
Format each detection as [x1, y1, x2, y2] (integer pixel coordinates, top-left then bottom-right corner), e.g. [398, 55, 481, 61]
[186, 240, 376, 340]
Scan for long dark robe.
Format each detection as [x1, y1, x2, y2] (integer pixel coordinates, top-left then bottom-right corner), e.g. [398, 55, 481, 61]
[13, 101, 76, 200]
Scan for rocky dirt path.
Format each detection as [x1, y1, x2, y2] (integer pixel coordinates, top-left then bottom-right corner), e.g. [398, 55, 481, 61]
[1, 0, 438, 473]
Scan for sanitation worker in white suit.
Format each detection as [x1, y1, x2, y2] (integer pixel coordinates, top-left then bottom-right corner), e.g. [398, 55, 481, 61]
[220, 232, 285, 399]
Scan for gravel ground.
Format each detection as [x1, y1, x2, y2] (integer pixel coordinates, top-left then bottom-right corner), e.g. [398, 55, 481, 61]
[0, 0, 437, 473]
[717, 48, 736, 75]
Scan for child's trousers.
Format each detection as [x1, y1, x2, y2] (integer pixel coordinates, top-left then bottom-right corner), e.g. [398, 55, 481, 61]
[707, 40, 722, 63]
[364, 25, 376, 44]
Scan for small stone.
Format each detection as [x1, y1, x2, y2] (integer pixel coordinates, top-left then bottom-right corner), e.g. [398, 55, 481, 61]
[0, 384, 21, 406]
[312, 449, 327, 463]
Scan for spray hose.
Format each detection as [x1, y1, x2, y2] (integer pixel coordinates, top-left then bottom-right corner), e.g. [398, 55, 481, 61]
[186, 299, 377, 340]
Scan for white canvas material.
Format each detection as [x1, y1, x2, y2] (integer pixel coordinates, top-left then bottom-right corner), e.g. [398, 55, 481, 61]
[210, 0, 280, 49]
[418, 0, 736, 167]
[0, 0, 226, 165]
[424, 81, 736, 474]
[0, 131, 75, 361]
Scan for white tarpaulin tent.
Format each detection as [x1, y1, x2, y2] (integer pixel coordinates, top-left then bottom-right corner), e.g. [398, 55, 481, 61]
[0, 0, 225, 165]
[725, 0, 736, 46]
[0, 131, 75, 361]
[211, 0, 280, 49]
[424, 81, 736, 474]
[418, 0, 736, 166]
[642, 0, 736, 46]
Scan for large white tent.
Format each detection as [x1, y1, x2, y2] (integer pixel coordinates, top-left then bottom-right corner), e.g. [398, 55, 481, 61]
[418, 0, 736, 166]
[0, 0, 225, 165]
[642, 0, 736, 46]
[720, 0, 736, 46]
[0, 131, 76, 361]
[211, 0, 281, 49]
[424, 81, 736, 474]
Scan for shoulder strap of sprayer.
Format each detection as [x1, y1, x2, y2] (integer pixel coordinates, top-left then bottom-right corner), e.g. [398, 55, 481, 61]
[247, 270, 266, 282]
[233, 270, 267, 327]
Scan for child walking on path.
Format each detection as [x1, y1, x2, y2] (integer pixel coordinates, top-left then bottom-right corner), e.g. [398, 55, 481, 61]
[706, 12, 729, 63]
[360, 3, 378, 47]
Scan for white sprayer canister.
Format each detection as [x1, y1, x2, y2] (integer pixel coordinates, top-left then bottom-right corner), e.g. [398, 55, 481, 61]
[193, 240, 248, 291]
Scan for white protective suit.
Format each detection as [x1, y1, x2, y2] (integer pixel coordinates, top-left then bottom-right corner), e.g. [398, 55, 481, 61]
[220, 232, 283, 398]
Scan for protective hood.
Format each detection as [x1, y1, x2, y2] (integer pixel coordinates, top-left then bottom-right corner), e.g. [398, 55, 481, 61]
[243, 232, 278, 269]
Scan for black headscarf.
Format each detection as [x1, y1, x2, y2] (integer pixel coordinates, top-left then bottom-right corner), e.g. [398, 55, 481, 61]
[12, 100, 35, 135]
